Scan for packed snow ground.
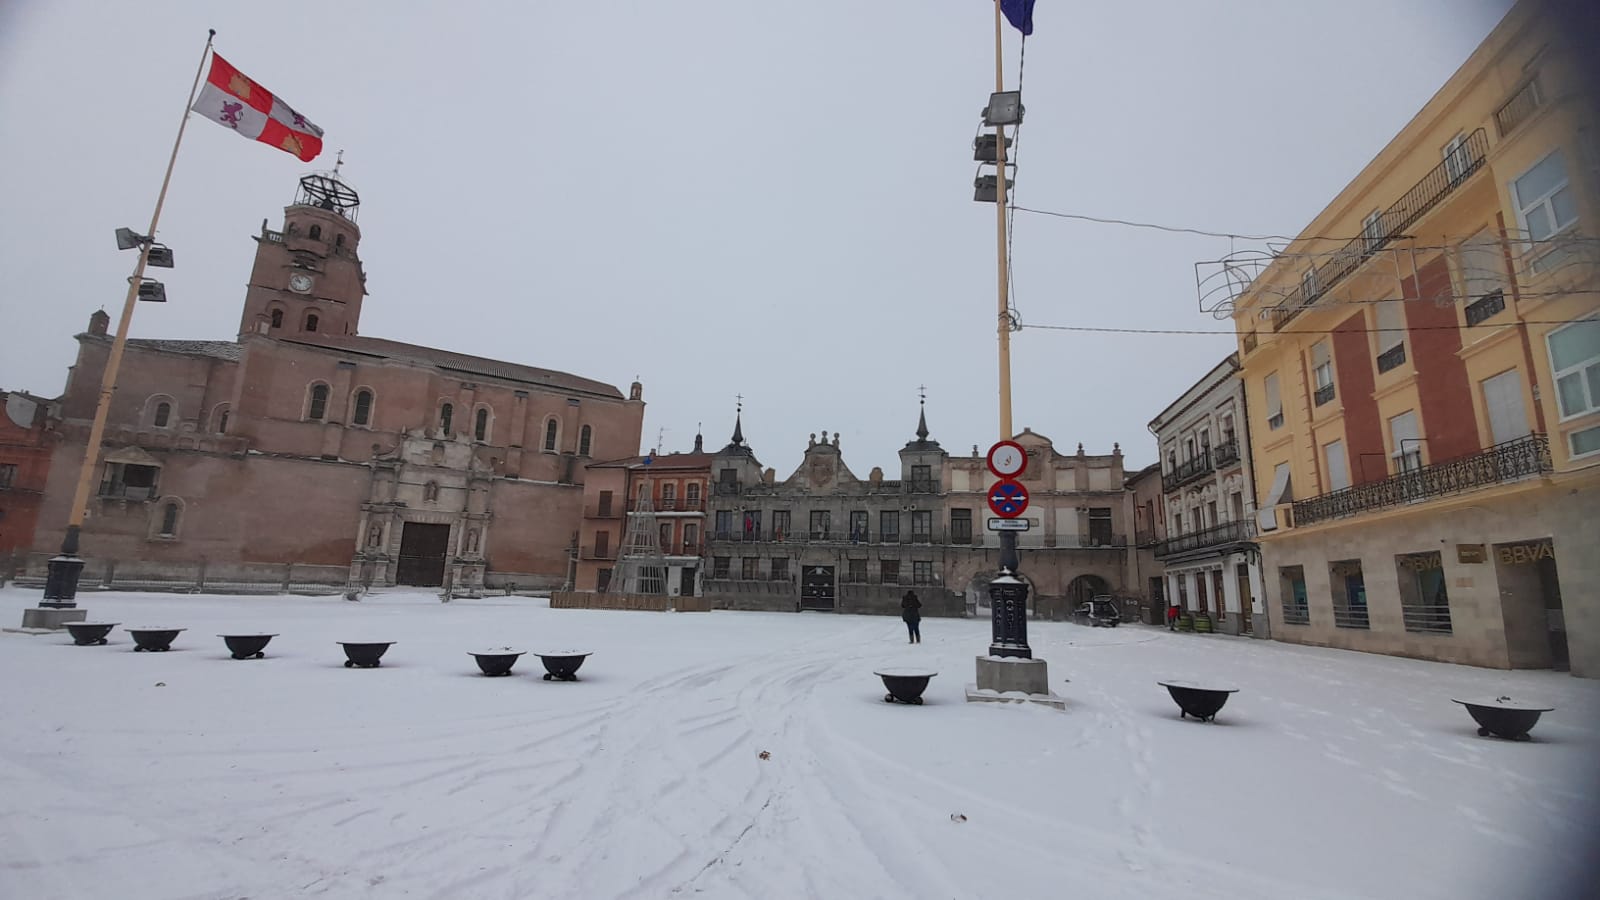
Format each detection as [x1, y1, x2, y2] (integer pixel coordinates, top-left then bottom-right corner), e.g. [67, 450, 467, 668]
[2, 588, 1597, 900]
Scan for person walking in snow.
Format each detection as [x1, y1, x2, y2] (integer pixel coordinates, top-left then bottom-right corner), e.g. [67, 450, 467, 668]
[901, 590, 922, 643]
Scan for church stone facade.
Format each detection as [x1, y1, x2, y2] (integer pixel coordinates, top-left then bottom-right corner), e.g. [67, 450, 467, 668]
[23, 173, 643, 594]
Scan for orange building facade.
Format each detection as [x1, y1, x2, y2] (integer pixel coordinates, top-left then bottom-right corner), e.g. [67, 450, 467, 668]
[1228, 0, 1599, 675]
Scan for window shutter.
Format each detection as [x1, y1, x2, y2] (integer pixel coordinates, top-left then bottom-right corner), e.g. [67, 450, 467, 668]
[1481, 370, 1530, 445]
[1375, 302, 1405, 351]
[1265, 373, 1282, 417]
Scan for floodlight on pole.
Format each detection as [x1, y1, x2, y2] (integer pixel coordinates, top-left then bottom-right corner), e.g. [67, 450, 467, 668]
[134, 278, 167, 303]
[114, 227, 147, 251]
[146, 244, 175, 268]
[982, 91, 1024, 127]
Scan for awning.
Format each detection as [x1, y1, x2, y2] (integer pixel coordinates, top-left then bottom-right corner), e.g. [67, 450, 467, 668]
[1256, 464, 1292, 531]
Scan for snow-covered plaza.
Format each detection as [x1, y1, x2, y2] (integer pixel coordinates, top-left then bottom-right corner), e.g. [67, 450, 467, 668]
[2, 588, 1596, 900]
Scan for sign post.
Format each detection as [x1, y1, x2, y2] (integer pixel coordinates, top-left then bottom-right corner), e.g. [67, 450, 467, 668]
[984, 444, 1032, 659]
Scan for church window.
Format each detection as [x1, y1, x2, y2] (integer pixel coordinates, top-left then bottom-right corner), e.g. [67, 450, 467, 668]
[474, 407, 490, 442]
[100, 462, 159, 500]
[544, 418, 559, 452]
[439, 403, 454, 434]
[335, 234, 345, 248]
[305, 313, 319, 332]
[270, 309, 284, 328]
[218, 411, 230, 433]
[353, 390, 373, 427]
[307, 383, 329, 421]
[579, 425, 593, 456]
[152, 402, 172, 428]
[158, 501, 180, 537]
[309, 224, 322, 240]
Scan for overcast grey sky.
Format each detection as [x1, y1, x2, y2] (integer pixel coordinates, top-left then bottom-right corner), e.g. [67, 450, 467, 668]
[0, 0, 1513, 477]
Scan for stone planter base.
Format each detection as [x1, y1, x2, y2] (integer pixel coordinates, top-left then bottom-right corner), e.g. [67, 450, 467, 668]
[20, 608, 89, 631]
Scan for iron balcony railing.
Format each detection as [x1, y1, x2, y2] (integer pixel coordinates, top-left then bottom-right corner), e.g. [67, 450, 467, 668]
[1153, 519, 1255, 558]
[632, 498, 704, 512]
[582, 546, 616, 561]
[1282, 601, 1311, 626]
[1314, 383, 1336, 407]
[1213, 437, 1240, 469]
[1162, 451, 1212, 493]
[1463, 289, 1506, 327]
[1272, 128, 1489, 329]
[1376, 343, 1407, 374]
[1292, 433, 1551, 527]
[706, 529, 946, 545]
[1494, 76, 1542, 136]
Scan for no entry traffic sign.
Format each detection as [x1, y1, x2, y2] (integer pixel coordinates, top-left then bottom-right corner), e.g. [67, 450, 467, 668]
[986, 441, 1027, 478]
[987, 479, 1029, 518]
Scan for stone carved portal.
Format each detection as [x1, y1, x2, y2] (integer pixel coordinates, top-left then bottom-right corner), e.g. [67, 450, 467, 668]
[350, 430, 489, 594]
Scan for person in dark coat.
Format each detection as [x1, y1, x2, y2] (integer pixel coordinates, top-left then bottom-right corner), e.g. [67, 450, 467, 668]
[901, 590, 922, 643]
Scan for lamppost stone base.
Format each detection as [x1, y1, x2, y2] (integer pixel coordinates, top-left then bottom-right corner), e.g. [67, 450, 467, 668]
[965, 655, 1065, 709]
[12, 607, 89, 632]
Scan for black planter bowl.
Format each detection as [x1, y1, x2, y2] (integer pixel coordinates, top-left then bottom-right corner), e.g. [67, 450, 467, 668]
[875, 668, 938, 705]
[1453, 696, 1554, 741]
[64, 622, 120, 646]
[220, 633, 278, 660]
[470, 648, 527, 677]
[339, 641, 395, 668]
[535, 651, 591, 681]
[128, 627, 185, 652]
[1158, 680, 1239, 722]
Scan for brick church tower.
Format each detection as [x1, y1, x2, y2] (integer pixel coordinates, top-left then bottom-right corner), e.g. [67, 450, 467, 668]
[237, 168, 367, 338]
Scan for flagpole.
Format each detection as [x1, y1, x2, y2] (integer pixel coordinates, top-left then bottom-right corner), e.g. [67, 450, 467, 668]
[993, 1, 1012, 443]
[41, 29, 216, 607]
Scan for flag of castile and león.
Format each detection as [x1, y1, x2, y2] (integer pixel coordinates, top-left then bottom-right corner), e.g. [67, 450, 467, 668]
[191, 53, 323, 162]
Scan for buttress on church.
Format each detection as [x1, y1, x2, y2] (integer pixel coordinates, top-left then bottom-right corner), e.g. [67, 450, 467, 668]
[25, 173, 645, 593]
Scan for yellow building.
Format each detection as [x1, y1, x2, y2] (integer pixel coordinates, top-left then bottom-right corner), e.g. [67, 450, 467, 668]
[1226, 0, 1599, 676]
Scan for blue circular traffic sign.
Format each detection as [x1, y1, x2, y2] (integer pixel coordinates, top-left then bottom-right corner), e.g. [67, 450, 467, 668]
[987, 479, 1030, 518]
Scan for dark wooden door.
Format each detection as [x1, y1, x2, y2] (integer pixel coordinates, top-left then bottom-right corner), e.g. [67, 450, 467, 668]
[801, 565, 835, 611]
[680, 566, 697, 597]
[396, 523, 450, 587]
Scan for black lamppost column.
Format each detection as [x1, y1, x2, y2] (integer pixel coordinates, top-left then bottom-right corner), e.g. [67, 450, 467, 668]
[988, 529, 1031, 657]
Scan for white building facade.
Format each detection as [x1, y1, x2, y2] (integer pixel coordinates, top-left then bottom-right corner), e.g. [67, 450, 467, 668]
[1149, 354, 1268, 637]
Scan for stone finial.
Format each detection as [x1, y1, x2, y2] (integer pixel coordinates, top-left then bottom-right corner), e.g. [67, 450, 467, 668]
[973, 444, 980, 457]
[822, 430, 829, 444]
[809, 433, 816, 447]
[1077, 442, 1085, 455]
[831, 432, 839, 447]
[1113, 442, 1122, 455]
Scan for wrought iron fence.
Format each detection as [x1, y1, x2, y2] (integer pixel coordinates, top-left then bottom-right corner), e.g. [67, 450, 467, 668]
[1402, 604, 1453, 634]
[1272, 129, 1488, 329]
[1292, 433, 1550, 527]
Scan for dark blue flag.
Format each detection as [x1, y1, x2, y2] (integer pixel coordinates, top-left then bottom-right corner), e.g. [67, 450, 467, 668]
[1000, 0, 1035, 35]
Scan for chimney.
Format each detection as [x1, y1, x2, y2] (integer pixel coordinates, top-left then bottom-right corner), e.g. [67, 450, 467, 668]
[88, 309, 110, 337]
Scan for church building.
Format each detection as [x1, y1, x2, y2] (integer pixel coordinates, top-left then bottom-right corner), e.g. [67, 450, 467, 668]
[25, 172, 644, 594]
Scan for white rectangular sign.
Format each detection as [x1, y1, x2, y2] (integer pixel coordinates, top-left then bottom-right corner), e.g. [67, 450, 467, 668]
[986, 517, 1031, 531]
